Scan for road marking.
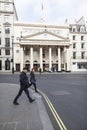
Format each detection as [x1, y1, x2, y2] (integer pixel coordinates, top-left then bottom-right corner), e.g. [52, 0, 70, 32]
[38, 89, 67, 130]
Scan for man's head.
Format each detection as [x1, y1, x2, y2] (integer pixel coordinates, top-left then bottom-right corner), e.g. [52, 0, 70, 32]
[23, 67, 28, 73]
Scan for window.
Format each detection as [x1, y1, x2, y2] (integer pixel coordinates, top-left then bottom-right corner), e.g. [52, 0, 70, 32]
[5, 28, 10, 34]
[0, 15, 1, 22]
[81, 36, 84, 41]
[81, 52, 85, 59]
[0, 49, 1, 55]
[73, 28, 76, 32]
[73, 35, 76, 40]
[81, 43, 84, 49]
[73, 52, 76, 59]
[0, 60, 2, 70]
[72, 26, 76, 32]
[0, 29, 1, 33]
[4, 15, 10, 22]
[5, 38, 10, 47]
[0, 37, 1, 45]
[5, 49, 10, 55]
[77, 62, 87, 69]
[80, 26, 85, 32]
[4, 3, 9, 11]
[69, 28, 72, 32]
[73, 43, 76, 49]
[0, 3, 1, 10]
[73, 62, 76, 65]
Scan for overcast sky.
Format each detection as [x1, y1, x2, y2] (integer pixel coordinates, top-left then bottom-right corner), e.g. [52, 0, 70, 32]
[14, 0, 87, 24]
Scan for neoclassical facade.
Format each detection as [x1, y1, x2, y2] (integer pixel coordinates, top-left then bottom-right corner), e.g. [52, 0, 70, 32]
[14, 22, 70, 72]
[0, 0, 87, 72]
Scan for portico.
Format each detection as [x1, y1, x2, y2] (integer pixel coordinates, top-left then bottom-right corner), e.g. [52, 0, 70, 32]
[20, 41, 70, 72]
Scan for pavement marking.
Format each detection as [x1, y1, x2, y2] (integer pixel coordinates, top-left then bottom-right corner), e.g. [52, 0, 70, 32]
[38, 89, 67, 130]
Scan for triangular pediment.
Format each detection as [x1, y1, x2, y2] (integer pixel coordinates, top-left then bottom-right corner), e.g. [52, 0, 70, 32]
[3, 22, 11, 26]
[21, 30, 68, 41]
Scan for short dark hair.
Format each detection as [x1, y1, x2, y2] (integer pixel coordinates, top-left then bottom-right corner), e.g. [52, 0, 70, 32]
[23, 67, 28, 71]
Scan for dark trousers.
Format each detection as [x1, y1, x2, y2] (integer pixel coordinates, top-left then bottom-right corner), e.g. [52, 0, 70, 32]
[13, 87, 33, 102]
[31, 82, 37, 92]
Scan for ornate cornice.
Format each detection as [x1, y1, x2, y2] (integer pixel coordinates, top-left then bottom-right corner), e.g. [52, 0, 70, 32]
[14, 22, 69, 29]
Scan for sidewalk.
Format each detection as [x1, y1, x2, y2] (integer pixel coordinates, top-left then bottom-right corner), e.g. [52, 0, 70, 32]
[0, 83, 54, 130]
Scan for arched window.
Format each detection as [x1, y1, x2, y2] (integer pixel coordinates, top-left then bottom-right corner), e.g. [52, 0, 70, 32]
[80, 26, 85, 32]
[72, 26, 77, 32]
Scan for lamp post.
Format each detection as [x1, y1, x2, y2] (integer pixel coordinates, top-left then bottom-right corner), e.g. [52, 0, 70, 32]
[11, 35, 14, 74]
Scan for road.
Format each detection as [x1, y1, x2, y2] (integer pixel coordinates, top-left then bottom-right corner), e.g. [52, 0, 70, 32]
[0, 73, 87, 130]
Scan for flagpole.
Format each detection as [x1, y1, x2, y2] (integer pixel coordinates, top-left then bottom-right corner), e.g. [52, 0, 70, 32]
[41, 2, 44, 22]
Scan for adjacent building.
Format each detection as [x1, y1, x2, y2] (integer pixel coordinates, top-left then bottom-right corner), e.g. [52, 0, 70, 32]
[0, 0, 87, 72]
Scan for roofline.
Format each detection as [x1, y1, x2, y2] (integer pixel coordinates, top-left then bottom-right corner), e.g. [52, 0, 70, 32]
[14, 22, 69, 29]
[13, 2, 18, 20]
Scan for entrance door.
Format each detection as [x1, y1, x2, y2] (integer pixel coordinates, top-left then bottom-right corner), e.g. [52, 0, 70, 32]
[25, 64, 30, 71]
[34, 64, 38, 71]
[16, 64, 20, 71]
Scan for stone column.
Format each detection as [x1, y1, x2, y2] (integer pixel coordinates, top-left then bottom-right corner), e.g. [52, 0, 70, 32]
[49, 47, 52, 71]
[40, 47, 43, 71]
[20, 47, 23, 71]
[30, 47, 33, 70]
[58, 47, 61, 71]
[63, 47, 67, 71]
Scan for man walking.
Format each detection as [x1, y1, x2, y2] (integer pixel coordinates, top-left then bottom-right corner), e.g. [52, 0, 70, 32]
[30, 68, 38, 93]
[13, 67, 35, 105]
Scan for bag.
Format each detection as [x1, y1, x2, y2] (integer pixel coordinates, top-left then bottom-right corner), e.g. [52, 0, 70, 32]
[31, 79, 36, 84]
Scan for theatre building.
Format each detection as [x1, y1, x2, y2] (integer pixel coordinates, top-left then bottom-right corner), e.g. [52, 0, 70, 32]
[0, 0, 87, 72]
[14, 22, 70, 72]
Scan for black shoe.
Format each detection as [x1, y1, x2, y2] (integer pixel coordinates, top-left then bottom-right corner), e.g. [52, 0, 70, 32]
[29, 99, 35, 103]
[13, 101, 20, 105]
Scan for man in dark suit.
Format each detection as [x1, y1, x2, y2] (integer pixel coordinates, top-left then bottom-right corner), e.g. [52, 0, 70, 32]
[13, 67, 35, 105]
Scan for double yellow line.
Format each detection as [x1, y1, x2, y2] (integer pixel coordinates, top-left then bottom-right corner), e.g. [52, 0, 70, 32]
[38, 89, 67, 130]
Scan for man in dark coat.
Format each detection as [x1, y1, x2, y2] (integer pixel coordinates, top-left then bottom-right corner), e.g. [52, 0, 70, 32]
[13, 67, 35, 105]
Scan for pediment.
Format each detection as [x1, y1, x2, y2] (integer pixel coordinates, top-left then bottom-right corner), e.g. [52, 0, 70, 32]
[21, 30, 68, 41]
[3, 22, 11, 26]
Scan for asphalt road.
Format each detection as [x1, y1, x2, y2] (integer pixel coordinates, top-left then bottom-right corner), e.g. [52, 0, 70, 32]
[0, 72, 87, 130]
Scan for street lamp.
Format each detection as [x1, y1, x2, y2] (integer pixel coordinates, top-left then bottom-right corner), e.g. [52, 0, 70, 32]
[11, 35, 14, 74]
